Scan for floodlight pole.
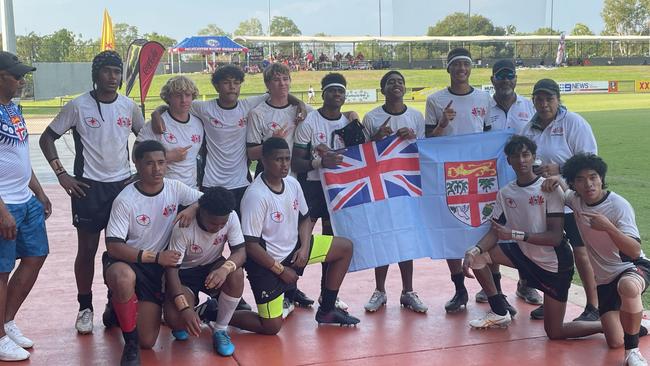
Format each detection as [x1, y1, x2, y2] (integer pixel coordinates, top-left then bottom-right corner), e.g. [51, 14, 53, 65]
[378, 0, 382, 37]
[550, 0, 554, 31]
[467, 0, 471, 36]
[267, 0, 272, 59]
[1, 0, 17, 53]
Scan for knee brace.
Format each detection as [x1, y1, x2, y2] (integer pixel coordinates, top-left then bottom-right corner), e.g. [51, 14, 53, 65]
[618, 272, 644, 313]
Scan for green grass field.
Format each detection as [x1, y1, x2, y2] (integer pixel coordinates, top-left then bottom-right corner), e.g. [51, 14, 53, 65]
[23, 66, 650, 305]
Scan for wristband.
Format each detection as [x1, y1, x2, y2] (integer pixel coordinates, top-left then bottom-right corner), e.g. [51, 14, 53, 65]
[49, 158, 67, 176]
[466, 246, 481, 257]
[137, 250, 143, 263]
[141, 250, 156, 263]
[222, 260, 237, 274]
[270, 261, 285, 275]
[174, 294, 190, 312]
[311, 157, 322, 170]
[523, 232, 530, 242]
[511, 230, 526, 241]
[56, 170, 68, 177]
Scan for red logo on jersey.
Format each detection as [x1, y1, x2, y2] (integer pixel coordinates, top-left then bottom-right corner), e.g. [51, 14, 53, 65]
[116, 116, 132, 128]
[270, 211, 284, 223]
[84, 117, 101, 128]
[191, 134, 201, 143]
[213, 234, 226, 246]
[189, 243, 203, 254]
[136, 214, 151, 226]
[471, 107, 487, 118]
[316, 132, 326, 143]
[529, 195, 545, 206]
[212, 119, 224, 128]
[551, 126, 564, 136]
[163, 204, 177, 217]
[506, 197, 517, 208]
[268, 121, 281, 131]
[238, 118, 246, 128]
[292, 199, 299, 210]
[518, 112, 529, 119]
[163, 132, 178, 144]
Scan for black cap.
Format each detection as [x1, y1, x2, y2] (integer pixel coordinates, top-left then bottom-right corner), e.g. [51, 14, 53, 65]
[532, 79, 560, 97]
[0, 51, 36, 77]
[492, 59, 515, 75]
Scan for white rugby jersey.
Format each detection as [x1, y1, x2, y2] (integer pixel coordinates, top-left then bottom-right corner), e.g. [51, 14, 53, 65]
[191, 95, 266, 189]
[48, 92, 144, 182]
[293, 109, 349, 181]
[240, 174, 308, 262]
[425, 87, 491, 136]
[520, 106, 597, 169]
[0, 102, 32, 204]
[492, 177, 565, 272]
[565, 190, 644, 285]
[106, 178, 202, 252]
[169, 211, 244, 269]
[488, 94, 535, 134]
[362, 105, 425, 140]
[136, 111, 204, 188]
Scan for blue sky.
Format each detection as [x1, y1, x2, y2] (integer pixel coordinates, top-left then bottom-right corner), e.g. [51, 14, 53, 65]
[15, 0, 605, 41]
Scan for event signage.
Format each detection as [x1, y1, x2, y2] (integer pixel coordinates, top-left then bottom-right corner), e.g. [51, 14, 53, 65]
[556, 81, 609, 94]
[635, 80, 650, 93]
[345, 89, 377, 103]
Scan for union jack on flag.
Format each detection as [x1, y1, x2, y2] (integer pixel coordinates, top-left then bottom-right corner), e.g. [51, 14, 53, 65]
[322, 135, 422, 212]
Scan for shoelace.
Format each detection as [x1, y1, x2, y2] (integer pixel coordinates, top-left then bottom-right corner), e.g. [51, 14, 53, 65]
[81, 311, 92, 323]
[216, 332, 231, 345]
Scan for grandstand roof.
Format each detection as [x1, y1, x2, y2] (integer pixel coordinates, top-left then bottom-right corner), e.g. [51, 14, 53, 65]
[233, 35, 650, 44]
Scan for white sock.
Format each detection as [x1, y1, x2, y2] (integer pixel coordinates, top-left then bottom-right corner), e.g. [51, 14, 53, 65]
[214, 292, 240, 331]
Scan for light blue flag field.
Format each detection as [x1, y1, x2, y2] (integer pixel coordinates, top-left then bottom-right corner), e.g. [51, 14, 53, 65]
[320, 131, 516, 272]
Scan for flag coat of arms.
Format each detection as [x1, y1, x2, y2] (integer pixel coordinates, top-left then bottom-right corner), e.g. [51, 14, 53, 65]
[321, 131, 515, 272]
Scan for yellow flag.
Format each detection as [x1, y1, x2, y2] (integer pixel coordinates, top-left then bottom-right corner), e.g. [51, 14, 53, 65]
[100, 9, 115, 51]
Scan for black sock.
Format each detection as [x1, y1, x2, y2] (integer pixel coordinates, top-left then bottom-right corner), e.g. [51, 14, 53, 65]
[320, 262, 329, 291]
[123, 329, 138, 344]
[78, 293, 93, 312]
[320, 288, 339, 312]
[639, 326, 648, 337]
[624, 332, 639, 350]
[284, 288, 296, 302]
[492, 272, 502, 294]
[487, 294, 508, 316]
[451, 273, 466, 292]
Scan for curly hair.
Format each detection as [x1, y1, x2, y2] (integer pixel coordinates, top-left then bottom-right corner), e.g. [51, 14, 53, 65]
[504, 135, 537, 156]
[211, 64, 245, 86]
[198, 187, 236, 217]
[160, 76, 199, 104]
[562, 153, 608, 190]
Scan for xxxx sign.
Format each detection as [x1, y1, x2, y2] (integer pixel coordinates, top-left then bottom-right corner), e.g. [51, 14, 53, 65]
[445, 159, 499, 227]
[635, 80, 650, 93]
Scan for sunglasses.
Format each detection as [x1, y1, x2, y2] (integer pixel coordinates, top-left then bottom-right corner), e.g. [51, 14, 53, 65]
[494, 71, 516, 81]
[1, 72, 24, 81]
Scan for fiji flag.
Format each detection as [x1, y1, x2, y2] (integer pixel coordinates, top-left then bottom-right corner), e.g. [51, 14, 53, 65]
[321, 131, 515, 272]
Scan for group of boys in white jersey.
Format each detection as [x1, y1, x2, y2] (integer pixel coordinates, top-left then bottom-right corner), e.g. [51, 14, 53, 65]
[24, 46, 649, 366]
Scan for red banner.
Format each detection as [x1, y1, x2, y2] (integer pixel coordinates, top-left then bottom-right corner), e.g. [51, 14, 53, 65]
[138, 41, 165, 107]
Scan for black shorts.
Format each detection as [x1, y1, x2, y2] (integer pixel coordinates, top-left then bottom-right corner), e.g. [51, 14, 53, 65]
[300, 180, 329, 220]
[597, 258, 650, 315]
[72, 177, 128, 232]
[102, 252, 164, 305]
[499, 241, 574, 302]
[564, 213, 584, 248]
[178, 257, 225, 302]
[244, 235, 333, 306]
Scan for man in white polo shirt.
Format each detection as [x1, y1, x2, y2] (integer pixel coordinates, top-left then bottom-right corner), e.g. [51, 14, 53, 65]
[485, 59, 541, 306]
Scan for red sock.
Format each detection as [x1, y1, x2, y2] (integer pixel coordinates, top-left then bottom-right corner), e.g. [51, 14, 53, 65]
[112, 294, 138, 333]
